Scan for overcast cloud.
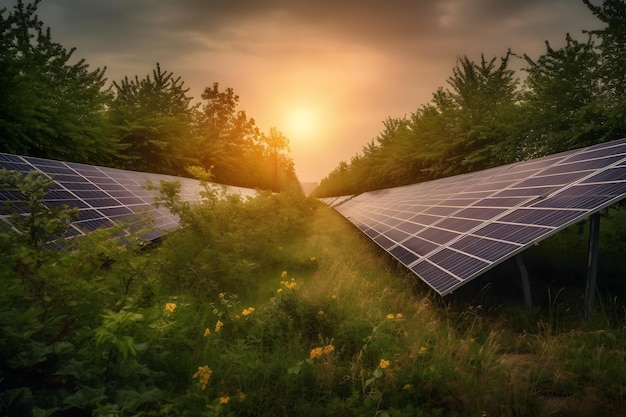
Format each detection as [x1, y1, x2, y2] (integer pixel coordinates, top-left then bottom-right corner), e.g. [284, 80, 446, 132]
[1, 0, 603, 182]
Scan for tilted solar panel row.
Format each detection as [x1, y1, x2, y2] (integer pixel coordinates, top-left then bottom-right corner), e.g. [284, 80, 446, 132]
[327, 138, 626, 295]
[0, 153, 257, 243]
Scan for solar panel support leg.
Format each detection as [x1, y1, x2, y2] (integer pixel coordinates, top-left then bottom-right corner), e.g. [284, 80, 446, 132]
[515, 255, 532, 309]
[584, 213, 600, 321]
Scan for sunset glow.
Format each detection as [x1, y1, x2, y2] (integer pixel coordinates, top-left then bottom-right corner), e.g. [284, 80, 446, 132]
[285, 107, 318, 142]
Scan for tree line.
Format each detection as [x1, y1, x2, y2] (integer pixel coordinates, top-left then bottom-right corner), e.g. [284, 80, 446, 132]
[0, 0, 300, 192]
[313, 0, 625, 198]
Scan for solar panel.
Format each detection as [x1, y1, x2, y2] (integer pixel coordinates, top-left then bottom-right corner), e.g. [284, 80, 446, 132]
[0, 153, 257, 243]
[319, 195, 354, 207]
[328, 138, 626, 295]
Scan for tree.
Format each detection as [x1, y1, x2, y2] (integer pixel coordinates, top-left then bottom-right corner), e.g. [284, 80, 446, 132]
[583, 0, 626, 141]
[198, 83, 261, 185]
[0, 0, 116, 163]
[108, 63, 199, 175]
[432, 52, 520, 175]
[519, 33, 603, 156]
[263, 127, 290, 191]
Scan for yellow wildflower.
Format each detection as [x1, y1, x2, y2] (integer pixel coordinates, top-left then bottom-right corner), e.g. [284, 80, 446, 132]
[192, 365, 212, 390]
[331, 294, 337, 300]
[310, 345, 334, 359]
[379, 359, 390, 369]
[419, 346, 428, 355]
[165, 303, 177, 313]
[203, 328, 211, 337]
[237, 390, 246, 402]
[219, 292, 225, 299]
[386, 314, 395, 319]
[395, 313, 403, 319]
[310, 347, 323, 359]
[318, 310, 324, 316]
[281, 280, 297, 290]
[219, 396, 230, 404]
[281, 270, 288, 278]
[277, 288, 283, 293]
[242, 307, 255, 316]
[215, 320, 223, 332]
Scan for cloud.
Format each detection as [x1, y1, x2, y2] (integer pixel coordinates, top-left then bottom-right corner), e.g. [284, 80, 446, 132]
[5, 0, 602, 181]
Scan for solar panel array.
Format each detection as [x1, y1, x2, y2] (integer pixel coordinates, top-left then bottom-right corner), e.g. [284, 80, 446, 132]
[329, 138, 626, 296]
[0, 153, 256, 242]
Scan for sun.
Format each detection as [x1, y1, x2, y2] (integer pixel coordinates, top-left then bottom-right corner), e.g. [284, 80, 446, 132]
[285, 107, 317, 141]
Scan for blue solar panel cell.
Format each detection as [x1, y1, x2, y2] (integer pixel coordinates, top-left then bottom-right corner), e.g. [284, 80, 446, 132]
[498, 208, 584, 227]
[582, 166, 626, 183]
[516, 171, 592, 188]
[389, 245, 420, 264]
[472, 197, 530, 208]
[373, 234, 395, 249]
[98, 206, 135, 217]
[473, 222, 551, 245]
[436, 217, 482, 233]
[493, 186, 559, 198]
[428, 248, 490, 279]
[565, 141, 626, 162]
[403, 236, 438, 256]
[385, 227, 411, 242]
[450, 235, 519, 262]
[0, 154, 24, 162]
[411, 261, 459, 293]
[416, 227, 459, 245]
[0, 162, 34, 172]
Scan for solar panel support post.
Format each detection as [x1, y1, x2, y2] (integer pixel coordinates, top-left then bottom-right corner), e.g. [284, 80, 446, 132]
[584, 213, 600, 321]
[515, 254, 532, 309]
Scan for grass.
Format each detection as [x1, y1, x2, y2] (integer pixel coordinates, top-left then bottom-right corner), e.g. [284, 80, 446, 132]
[232, 204, 626, 417]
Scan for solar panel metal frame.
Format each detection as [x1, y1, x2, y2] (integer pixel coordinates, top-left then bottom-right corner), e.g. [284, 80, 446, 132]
[0, 153, 257, 244]
[326, 138, 626, 296]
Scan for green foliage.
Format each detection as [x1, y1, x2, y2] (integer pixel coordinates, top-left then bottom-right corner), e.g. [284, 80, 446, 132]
[109, 63, 200, 176]
[0, 0, 117, 164]
[155, 176, 316, 298]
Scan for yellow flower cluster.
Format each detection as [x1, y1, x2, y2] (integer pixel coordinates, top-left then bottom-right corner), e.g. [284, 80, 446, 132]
[386, 313, 403, 319]
[192, 365, 212, 390]
[219, 396, 229, 404]
[215, 320, 223, 332]
[242, 307, 255, 316]
[310, 344, 335, 359]
[204, 328, 210, 336]
[281, 279, 297, 290]
[165, 303, 177, 313]
[379, 359, 390, 369]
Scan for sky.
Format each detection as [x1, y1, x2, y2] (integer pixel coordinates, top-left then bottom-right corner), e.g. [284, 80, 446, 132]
[2, 0, 604, 182]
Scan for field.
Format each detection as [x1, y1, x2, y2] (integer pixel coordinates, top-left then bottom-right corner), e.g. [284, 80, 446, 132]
[1, 182, 626, 417]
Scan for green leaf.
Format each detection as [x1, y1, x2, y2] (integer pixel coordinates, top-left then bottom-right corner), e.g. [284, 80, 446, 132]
[33, 407, 61, 417]
[63, 386, 107, 409]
